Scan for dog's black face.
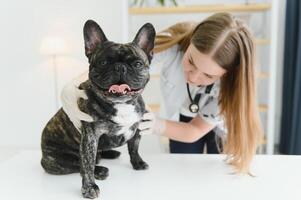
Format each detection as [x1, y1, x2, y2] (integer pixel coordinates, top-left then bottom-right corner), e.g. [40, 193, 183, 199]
[83, 20, 155, 103]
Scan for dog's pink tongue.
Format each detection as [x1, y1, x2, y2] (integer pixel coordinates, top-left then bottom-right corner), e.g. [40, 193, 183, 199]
[108, 84, 131, 94]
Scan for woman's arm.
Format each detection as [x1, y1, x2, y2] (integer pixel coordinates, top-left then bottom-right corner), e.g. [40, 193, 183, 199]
[164, 116, 215, 143]
[139, 111, 215, 143]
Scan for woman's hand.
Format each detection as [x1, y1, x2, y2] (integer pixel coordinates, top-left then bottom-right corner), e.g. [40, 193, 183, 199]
[61, 71, 93, 131]
[138, 106, 166, 135]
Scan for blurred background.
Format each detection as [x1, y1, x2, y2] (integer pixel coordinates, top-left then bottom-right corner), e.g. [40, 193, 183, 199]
[0, 0, 300, 157]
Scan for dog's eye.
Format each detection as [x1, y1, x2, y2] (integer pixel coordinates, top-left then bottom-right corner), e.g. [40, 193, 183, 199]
[134, 61, 143, 68]
[99, 60, 107, 66]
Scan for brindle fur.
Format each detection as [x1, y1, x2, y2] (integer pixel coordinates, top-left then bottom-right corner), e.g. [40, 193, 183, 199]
[41, 20, 155, 199]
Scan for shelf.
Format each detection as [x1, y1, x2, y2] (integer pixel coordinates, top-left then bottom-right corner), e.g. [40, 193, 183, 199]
[150, 71, 270, 79]
[129, 3, 271, 15]
[150, 74, 160, 79]
[148, 104, 161, 112]
[258, 104, 268, 112]
[258, 72, 269, 79]
[255, 39, 270, 45]
[148, 103, 268, 113]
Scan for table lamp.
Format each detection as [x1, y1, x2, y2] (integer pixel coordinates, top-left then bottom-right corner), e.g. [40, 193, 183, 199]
[40, 36, 69, 109]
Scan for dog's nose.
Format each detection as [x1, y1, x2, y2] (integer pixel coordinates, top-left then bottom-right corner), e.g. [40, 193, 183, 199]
[115, 64, 127, 74]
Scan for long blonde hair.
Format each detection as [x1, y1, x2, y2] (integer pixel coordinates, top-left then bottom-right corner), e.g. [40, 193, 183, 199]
[156, 13, 263, 173]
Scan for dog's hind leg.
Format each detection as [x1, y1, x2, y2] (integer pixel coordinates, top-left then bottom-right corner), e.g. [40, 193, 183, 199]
[94, 165, 109, 180]
[41, 150, 80, 175]
[94, 151, 110, 180]
[41, 149, 109, 180]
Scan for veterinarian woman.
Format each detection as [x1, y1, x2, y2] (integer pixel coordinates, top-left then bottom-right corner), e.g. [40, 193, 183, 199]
[61, 12, 263, 173]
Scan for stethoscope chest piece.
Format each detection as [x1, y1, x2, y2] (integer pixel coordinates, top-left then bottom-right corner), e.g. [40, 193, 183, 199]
[186, 82, 214, 114]
[187, 83, 201, 114]
[189, 103, 199, 113]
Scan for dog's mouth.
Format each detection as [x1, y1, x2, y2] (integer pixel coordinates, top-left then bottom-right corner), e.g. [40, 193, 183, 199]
[102, 84, 143, 96]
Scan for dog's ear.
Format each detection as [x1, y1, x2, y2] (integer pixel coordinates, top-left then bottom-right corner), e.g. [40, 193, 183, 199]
[132, 23, 156, 60]
[83, 20, 108, 58]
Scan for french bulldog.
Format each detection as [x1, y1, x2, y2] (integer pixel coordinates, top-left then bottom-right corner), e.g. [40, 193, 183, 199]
[41, 20, 156, 199]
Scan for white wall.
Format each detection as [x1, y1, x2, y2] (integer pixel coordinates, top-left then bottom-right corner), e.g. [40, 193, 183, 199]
[0, 0, 286, 154]
[0, 0, 127, 149]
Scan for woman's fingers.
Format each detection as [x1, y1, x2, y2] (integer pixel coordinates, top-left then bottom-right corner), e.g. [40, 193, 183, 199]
[77, 89, 88, 99]
[73, 110, 94, 122]
[142, 112, 155, 120]
[70, 117, 82, 131]
[139, 128, 153, 135]
[138, 121, 153, 131]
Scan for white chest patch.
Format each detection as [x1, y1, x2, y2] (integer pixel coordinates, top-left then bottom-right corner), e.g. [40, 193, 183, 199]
[112, 104, 140, 138]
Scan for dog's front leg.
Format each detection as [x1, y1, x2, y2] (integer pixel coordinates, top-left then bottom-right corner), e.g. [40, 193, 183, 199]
[127, 130, 149, 170]
[80, 123, 99, 199]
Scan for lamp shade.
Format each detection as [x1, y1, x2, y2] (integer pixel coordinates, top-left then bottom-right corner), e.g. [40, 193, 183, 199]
[40, 36, 70, 56]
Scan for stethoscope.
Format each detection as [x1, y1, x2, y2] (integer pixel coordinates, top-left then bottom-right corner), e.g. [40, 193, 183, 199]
[186, 83, 214, 113]
[186, 83, 201, 113]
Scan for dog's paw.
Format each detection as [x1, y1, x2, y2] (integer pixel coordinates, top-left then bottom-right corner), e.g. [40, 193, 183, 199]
[81, 183, 100, 199]
[131, 160, 149, 170]
[94, 166, 109, 180]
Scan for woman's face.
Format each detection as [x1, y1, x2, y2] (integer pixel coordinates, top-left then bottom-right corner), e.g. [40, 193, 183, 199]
[182, 44, 226, 86]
